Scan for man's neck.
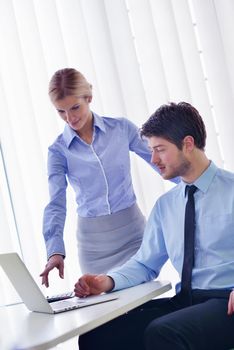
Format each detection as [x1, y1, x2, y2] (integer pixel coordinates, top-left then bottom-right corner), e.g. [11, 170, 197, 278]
[182, 152, 210, 184]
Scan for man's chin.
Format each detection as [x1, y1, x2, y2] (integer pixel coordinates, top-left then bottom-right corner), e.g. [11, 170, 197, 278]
[161, 172, 174, 180]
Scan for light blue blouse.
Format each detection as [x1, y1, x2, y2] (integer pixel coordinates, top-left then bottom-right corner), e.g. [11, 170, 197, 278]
[43, 113, 172, 258]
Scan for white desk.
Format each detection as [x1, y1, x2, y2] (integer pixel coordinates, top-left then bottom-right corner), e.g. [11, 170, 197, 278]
[0, 280, 171, 350]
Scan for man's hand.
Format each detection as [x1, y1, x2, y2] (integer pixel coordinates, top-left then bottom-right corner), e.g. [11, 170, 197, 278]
[74, 274, 114, 297]
[227, 290, 234, 315]
[40, 254, 64, 287]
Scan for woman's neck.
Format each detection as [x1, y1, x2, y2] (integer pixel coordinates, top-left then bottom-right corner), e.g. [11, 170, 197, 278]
[76, 112, 93, 144]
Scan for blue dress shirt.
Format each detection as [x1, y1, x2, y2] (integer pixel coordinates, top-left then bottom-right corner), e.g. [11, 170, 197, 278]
[43, 113, 172, 258]
[109, 162, 234, 292]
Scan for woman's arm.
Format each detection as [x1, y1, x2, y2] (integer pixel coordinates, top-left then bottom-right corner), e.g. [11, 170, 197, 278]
[43, 147, 68, 259]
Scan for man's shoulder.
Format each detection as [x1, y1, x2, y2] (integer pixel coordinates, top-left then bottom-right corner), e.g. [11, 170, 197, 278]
[161, 183, 182, 198]
[217, 166, 234, 176]
[156, 183, 182, 208]
[216, 167, 234, 184]
[150, 184, 182, 220]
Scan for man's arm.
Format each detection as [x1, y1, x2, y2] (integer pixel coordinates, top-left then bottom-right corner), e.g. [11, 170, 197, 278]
[74, 202, 169, 294]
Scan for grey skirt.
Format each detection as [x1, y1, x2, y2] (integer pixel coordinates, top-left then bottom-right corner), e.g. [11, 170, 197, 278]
[76, 203, 146, 274]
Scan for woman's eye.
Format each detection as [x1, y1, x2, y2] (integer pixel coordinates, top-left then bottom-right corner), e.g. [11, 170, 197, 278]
[72, 105, 80, 110]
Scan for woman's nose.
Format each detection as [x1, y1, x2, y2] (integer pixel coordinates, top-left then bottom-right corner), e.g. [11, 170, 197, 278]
[66, 111, 74, 121]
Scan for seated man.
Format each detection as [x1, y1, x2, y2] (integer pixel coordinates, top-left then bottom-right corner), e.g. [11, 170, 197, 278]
[74, 102, 234, 350]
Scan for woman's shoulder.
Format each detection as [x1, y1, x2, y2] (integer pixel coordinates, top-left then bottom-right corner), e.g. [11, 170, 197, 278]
[99, 114, 126, 124]
[48, 133, 66, 152]
[50, 132, 64, 144]
[97, 114, 137, 130]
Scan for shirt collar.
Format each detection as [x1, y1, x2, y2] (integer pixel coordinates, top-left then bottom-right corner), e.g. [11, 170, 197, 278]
[182, 161, 218, 197]
[62, 112, 106, 148]
[93, 112, 106, 133]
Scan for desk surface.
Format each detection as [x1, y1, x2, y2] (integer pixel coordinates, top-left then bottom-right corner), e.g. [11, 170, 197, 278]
[0, 280, 171, 350]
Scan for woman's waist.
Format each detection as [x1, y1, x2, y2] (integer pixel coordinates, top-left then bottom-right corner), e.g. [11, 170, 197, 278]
[77, 202, 145, 232]
[75, 188, 136, 217]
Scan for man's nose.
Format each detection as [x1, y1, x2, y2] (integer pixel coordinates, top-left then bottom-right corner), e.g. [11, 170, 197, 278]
[151, 152, 160, 165]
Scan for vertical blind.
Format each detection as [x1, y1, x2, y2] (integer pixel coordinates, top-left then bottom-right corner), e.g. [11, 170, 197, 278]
[0, 0, 234, 318]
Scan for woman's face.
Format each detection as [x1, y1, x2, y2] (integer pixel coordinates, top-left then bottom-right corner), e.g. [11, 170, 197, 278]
[53, 95, 92, 133]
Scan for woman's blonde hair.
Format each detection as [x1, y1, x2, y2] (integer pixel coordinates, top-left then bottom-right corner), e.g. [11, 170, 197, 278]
[48, 68, 92, 102]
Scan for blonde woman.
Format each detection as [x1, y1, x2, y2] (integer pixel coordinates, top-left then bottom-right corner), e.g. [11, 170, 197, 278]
[40, 68, 178, 287]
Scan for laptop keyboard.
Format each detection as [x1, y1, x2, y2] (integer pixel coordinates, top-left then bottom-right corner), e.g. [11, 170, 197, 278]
[46, 291, 75, 303]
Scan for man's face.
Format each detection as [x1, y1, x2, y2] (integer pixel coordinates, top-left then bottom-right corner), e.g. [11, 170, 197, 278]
[148, 136, 191, 180]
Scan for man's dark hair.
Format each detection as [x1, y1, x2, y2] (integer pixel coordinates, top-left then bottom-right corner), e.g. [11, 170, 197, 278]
[140, 102, 207, 150]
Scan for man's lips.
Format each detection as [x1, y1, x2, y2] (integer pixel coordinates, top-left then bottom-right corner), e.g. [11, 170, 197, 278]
[158, 166, 165, 171]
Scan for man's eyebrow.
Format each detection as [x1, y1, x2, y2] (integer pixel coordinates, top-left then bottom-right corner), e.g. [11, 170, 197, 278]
[152, 144, 164, 149]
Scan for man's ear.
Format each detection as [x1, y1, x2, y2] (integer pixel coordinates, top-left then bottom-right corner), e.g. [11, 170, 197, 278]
[183, 135, 195, 153]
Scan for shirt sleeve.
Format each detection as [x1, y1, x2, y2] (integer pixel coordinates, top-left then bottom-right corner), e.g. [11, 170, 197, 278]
[108, 201, 169, 291]
[125, 118, 153, 164]
[42, 147, 68, 259]
[125, 118, 180, 184]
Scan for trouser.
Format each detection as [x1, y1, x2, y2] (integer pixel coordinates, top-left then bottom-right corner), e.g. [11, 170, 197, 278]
[79, 290, 234, 350]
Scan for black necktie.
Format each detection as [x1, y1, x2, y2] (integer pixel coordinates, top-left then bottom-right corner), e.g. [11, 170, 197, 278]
[180, 185, 197, 305]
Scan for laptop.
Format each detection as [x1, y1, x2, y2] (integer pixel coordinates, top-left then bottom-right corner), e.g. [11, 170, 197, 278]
[0, 252, 118, 314]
